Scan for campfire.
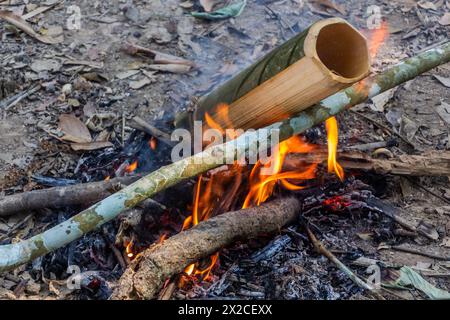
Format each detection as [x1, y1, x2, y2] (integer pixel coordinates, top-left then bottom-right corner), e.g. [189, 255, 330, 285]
[1, 3, 450, 302]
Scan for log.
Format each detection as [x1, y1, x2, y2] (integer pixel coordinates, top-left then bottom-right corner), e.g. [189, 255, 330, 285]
[286, 150, 450, 176]
[0, 176, 140, 217]
[111, 197, 300, 300]
[0, 42, 448, 273]
[175, 17, 369, 131]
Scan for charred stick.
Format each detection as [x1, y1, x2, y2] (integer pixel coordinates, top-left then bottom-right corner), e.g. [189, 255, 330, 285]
[306, 226, 383, 297]
[111, 198, 300, 300]
[381, 245, 450, 261]
[0, 43, 448, 273]
[129, 116, 174, 146]
[0, 175, 140, 217]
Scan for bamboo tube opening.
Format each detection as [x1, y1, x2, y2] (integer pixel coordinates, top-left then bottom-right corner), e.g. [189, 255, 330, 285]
[305, 18, 370, 83]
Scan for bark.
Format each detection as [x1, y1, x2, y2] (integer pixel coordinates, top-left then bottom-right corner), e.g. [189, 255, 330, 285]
[286, 150, 450, 176]
[0, 42, 448, 273]
[111, 197, 300, 300]
[0, 176, 140, 217]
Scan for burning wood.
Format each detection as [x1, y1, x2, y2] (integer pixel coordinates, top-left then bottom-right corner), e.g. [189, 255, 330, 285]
[175, 17, 370, 131]
[0, 42, 448, 273]
[111, 197, 300, 300]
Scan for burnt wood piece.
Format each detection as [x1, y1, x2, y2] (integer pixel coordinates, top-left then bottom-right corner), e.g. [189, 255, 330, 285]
[111, 197, 300, 300]
[0, 175, 141, 217]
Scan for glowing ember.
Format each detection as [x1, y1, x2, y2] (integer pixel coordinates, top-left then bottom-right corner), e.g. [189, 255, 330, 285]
[149, 137, 157, 150]
[125, 160, 138, 173]
[323, 196, 351, 211]
[126, 240, 134, 259]
[325, 117, 344, 181]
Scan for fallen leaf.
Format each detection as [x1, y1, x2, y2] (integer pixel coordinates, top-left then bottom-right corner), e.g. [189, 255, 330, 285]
[436, 101, 450, 124]
[439, 12, 450, 25]
[63, 59, 104, 69]
[129, 77, 152, 89]
[200, 0, 217, 12]
[418, 1, 438, 10]
[191, 0, 246, 20]
[0, 10, 62, 44]
[440, 237, 450, 248]
[116, 70, 140, 80]
[314, 0, 346, 15]
[58, 114, 92, 143]
[70, 141, 113, 151]
[147, 64, 192, 74]
[370, 88, 396, 112]
[30, 59, 61, 73]
[395, 266, 450, 299]
[434, 75, 450, 88]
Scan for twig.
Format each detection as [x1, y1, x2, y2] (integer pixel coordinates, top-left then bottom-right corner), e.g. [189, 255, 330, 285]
[306, 226, 383, 298]
[405, 177, 450, 205]
[384, 245, 450, 261]
[0, 84, 41, 110]
[349, 110, 417, 150]
[129, 116, 174, 146]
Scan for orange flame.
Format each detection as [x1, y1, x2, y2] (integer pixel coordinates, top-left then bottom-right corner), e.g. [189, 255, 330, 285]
[243, 136, 318, 209]
[325, 117, 344, 181]
[369, 21, 388, 60]
[125, 160, 138, 173]
[126, 240, 134, 259]
[179, 104, 345, 286]
[149, 137, 157, 150]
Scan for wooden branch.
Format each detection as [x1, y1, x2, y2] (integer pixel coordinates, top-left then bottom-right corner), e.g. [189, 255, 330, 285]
[111, 197, 300, 300]
[286, 150, 450, 176]
[0, 42, 448, 273]
[306, 226, 378, 292]
[0, 176, 140, 217]
[175, 17, 369, 131]
[129, 116, 174, 146]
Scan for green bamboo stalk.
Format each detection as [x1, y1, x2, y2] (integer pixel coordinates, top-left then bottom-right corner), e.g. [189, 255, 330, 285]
[0, 42, 448, 273]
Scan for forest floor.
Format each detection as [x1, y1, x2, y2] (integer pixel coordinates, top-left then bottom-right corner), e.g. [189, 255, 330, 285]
[0, 0, 449, 300]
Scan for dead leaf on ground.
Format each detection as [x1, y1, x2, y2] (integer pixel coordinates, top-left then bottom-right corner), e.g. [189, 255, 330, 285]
[58, 114, 92, 143]
[129, 77, 152, 89]
[70, 141, 113, 151]
[200, 0, 217, 12]
[30, 59, 61, 73]
[369, 88, 396, 112]
[436, 101, 450, 125]
[434, 75, 450, 88]
[313, 0, 346, 15]
[0, 10, 62, 44]
[147, 64, 192, 74]
[439, 12, 450, 25]
[418, 1, 438, 10]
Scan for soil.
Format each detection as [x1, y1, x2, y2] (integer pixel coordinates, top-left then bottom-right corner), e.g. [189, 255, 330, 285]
[0, 0, 449, 300]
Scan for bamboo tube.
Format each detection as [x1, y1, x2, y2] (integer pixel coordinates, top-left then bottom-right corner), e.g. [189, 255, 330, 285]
[0, 42, 448, 273]
[175, 17, 370, 131]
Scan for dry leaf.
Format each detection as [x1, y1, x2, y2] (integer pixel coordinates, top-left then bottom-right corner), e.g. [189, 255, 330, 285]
[418, 1, 438, 10]
[434, 75, 450, 88]
[58, 114, 92, 143]
[70, 141, 113, 151]
[200, 0, 217, 12]
[314, 0, 346, 15]
[0, 10, 62, 44]
[439, 12, 450, 25]
[129, 77, 152, 89]
[436, 101, 450, 125]
[147, 64, 192, 74]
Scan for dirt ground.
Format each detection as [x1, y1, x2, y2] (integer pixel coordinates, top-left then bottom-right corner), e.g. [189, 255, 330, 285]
[0, 0, 449, 300]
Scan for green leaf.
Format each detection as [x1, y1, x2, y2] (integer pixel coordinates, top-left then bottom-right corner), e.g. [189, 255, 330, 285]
[191, 0, 247, 20]
[395, 266, 450, 300]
